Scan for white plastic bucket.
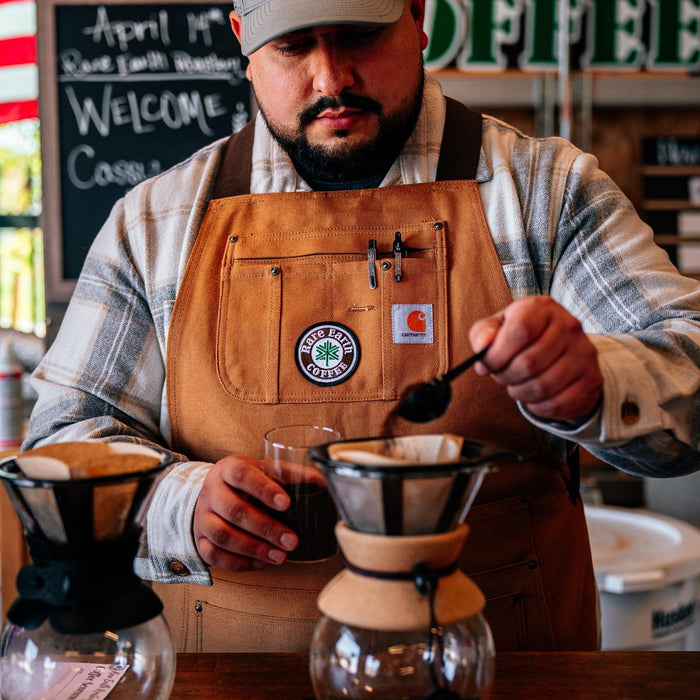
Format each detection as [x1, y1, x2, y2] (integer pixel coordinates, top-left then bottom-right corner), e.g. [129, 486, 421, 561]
[585, 505, 700, 651]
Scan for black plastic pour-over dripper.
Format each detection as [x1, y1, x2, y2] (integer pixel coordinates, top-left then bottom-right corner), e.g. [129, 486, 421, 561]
[0, 447, 172, 633]
[10, 533, 163, 632]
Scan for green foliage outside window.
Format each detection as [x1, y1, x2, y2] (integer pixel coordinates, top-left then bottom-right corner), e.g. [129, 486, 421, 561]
[0, 120, 45, 337]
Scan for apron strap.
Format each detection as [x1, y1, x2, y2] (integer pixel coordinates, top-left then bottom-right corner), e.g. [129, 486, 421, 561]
[436, 97, 482, 181]
[211, 97, 483, 198]
[212, 119, 255, 199]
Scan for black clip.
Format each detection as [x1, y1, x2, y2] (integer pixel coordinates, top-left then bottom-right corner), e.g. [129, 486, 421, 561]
[367, 239, 377, 289]
[393, 231, 404, 282]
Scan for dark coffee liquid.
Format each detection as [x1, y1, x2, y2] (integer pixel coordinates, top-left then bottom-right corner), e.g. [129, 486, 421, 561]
[265, 483, 339, 562]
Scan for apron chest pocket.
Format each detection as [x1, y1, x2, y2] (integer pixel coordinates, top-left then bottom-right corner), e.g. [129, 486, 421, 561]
[217, 222, 449, 404]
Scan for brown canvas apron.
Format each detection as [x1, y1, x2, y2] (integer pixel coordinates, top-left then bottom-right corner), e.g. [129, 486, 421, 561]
[158, 99, 598, 652]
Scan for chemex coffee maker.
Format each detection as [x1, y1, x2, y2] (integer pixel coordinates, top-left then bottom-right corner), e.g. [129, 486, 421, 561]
[0, 441, 176, 700]
[308, 434, 518, 700]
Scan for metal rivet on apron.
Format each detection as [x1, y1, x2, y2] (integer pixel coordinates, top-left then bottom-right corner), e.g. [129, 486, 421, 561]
[229, 236, 238, 243]
[434, 222, 443, 230]
[381, 261, 392, 271]
[528, 560, 538, 570]
[270, 266, 281, 276]
[195, 603, 203, 613]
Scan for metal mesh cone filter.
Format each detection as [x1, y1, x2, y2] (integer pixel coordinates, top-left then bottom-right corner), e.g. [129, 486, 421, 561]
[0, 442, 173, 544]
[309, 433, 519, 535]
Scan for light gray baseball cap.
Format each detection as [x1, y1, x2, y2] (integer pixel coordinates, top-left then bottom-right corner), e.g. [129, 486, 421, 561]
[232, 0, 405, 55]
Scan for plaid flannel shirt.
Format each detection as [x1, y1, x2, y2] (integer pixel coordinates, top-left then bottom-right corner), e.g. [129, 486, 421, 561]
[25, 74, 700, 585]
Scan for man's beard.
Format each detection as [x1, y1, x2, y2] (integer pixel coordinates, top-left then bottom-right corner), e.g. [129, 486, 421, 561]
[255, 70, 424, 183]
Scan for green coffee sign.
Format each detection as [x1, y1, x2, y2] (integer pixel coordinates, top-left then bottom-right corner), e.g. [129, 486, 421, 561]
[424, 0, 700, 72]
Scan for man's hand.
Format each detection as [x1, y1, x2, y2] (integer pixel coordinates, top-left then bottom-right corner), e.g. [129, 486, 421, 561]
[193, 455, 299, 571]
[468, 296, 602, 423]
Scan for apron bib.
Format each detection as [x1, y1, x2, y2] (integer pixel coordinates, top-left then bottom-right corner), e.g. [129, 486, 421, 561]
[158, 99, 598, 652]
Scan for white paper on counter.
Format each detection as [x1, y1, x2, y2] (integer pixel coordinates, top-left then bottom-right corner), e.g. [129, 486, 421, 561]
[0, 659, 128, 700]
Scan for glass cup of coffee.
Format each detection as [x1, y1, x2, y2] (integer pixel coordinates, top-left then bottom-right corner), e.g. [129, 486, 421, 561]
[263, 425, 342, 562]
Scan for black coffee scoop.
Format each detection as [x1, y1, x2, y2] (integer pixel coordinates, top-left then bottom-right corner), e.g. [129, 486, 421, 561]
[397, 348, 488, 423]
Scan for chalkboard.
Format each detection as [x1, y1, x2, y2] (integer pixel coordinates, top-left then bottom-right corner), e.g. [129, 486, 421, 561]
[38, 0, 251, 301]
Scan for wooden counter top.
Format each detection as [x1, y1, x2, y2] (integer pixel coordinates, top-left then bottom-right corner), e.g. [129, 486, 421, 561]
[170, 651, 700, 699]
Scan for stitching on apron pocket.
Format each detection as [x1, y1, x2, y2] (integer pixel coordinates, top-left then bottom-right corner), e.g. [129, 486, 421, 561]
[218, 265, 281, 402]
[470, 560, 552, 651]
[217, 224, 447, 404]
[194, 599, 320, 652]
[462, 496, 553, 650]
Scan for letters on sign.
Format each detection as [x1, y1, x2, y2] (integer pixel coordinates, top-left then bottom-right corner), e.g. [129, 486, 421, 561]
[423, 0, 700, 72]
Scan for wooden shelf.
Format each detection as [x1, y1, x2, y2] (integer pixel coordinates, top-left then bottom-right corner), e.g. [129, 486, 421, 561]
[643, 200, 700, 211]
[641, 139, 700, 278]
[432, 69, 700, 108]
[655, 234, 700, 245]
[641, 166, 700, 176]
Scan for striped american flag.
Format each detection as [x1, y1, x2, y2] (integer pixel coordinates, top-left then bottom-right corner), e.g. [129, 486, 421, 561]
[0, 0, 37, 124]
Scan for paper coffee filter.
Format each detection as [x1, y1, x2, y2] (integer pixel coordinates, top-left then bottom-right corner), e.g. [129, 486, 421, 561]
[404, 474, 452, 518]
[328, 433, 464, 466]
[0, 441, 172, 543]
[333, 476, 383, 533]
[328, 449, 411, 466]
[93, 481, 139, 540]
[15, 455, 71, 480]
[332, 475, 461, 535]
[16, 441, 161, 479]
[17, 486, 67, 542]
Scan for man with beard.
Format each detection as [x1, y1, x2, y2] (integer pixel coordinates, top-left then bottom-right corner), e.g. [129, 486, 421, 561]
[25, 0, 700, 654]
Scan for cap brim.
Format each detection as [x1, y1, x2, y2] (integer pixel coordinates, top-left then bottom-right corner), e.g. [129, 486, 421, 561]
[239, 0, 405, 55]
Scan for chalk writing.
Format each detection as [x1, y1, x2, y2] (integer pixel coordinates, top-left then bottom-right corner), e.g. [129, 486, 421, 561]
[82, 6, 171, 52]
[51, 2, 251, 283]
[65, 85, 227, 136]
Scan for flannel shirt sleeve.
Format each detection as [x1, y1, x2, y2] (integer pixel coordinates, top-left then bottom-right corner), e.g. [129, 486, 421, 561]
[529, 150, 700, 477]
[25, 195, 170, 449]
[24, 179, 215, 584]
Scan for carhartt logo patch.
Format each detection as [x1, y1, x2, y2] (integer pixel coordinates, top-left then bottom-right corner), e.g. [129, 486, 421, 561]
[295, 322, 360, 386]
[392, 304, 433, 344]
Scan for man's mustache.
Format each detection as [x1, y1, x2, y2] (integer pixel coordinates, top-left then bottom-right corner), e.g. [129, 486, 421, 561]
[299, 95, 382, 127]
